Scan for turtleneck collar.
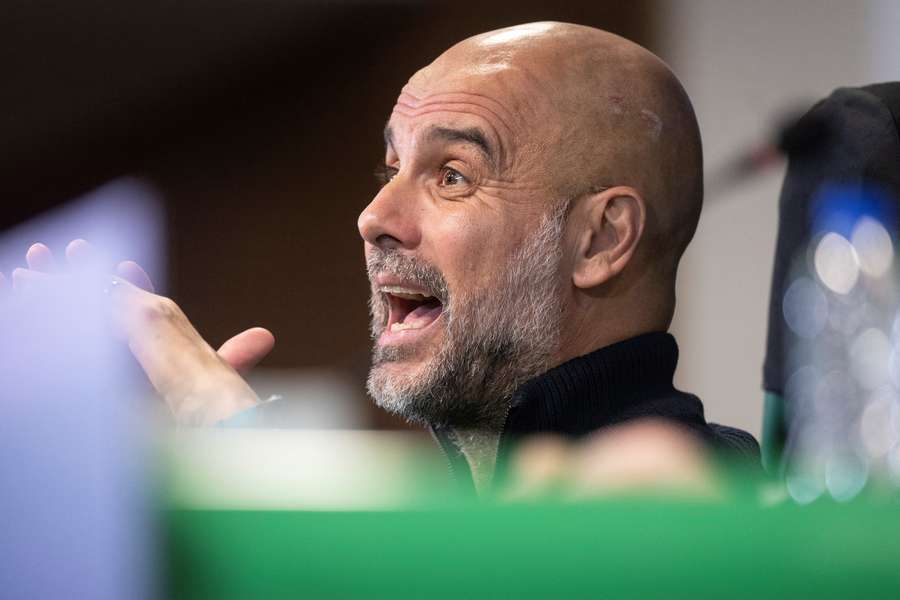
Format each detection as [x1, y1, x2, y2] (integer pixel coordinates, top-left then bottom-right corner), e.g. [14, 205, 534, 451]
[502, 331, 705, 438]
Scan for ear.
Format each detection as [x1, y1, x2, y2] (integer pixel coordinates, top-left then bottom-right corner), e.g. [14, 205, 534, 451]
[571, 186, 645, 290]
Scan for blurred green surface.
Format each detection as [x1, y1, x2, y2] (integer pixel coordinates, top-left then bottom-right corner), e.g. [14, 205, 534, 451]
[167, 500, 900, 599]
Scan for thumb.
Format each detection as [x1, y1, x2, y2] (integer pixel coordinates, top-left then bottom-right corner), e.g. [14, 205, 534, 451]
[217, 327, 275, 374]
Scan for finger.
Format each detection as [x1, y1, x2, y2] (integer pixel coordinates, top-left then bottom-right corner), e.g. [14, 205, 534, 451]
[11, 267, 51, 291]
[65, 238, 99, 269]
[216, 327, 275, 374]
[103, 275, 152, 342]
[569, 420, 719, 500]
[103, 274, 144, 300]
[116, 260, 155, 293]
[503, 435, 572, 501]
[25, 243, 57, 272]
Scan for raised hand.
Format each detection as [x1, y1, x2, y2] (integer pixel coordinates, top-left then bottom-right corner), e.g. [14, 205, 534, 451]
[2, 240, 276, 424]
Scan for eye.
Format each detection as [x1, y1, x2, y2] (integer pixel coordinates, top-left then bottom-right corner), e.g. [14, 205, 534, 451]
[439, 166, 467, 187]
[374, 164, 399, 186]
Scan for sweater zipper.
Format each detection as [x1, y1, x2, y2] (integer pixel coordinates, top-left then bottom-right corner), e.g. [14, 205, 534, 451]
[428, 426, 461, 483]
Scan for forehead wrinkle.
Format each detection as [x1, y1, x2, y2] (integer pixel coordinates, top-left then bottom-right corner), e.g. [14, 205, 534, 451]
[393, 90, 517, 168]
[392, 105, 508, 171]
[393, 100, 512, 143]
[398, 90, 518, 138]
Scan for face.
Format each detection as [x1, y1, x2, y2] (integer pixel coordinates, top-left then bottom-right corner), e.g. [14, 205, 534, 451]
[357, 54, 570, 428]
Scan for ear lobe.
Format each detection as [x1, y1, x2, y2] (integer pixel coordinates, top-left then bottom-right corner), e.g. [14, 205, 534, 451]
[571, 186, 645, 290]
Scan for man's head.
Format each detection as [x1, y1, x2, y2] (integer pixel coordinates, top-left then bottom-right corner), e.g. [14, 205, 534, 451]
[358, 22, 703, 429]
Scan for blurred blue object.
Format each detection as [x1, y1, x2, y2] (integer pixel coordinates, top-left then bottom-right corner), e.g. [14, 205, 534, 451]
[810, 182, 898, 239]
[0, 179, 164, 599]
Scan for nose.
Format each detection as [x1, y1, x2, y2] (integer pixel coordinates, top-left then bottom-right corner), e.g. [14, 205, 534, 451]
[357, 183, 421, 250]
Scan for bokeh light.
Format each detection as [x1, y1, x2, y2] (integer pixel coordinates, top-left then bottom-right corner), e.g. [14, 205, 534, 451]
[888, 346, 900, 390]
[851, 217, 894, 278]
[858, 388, 899, 458]
[783, 365, 819, 423]
[786, 467, 825, 505]
[825, 453, 868, 502]
[783, 277, 828, 338]
[814, 232, 859, 294]
[850, 327, 891, 390]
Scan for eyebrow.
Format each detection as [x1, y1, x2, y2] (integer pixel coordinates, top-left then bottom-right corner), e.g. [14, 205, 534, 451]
[382, 124, 498, 169]
[427, 126, 497, 168]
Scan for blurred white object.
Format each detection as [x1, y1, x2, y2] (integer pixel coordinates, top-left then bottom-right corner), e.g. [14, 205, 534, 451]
[164, 429, 448, 510]
[246, 368, 367, 429]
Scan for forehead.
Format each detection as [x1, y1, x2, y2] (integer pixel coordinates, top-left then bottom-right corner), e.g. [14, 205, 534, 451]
[386, 62, 554, 164]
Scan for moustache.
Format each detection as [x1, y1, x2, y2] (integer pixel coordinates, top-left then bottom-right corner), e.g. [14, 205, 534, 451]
[366, 248, 449, 304]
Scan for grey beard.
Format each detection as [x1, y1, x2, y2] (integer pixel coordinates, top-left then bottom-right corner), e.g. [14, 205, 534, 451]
[366, 200, 569, 430]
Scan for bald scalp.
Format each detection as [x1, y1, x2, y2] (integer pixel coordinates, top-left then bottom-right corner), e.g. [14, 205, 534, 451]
[422, 22, 703, 277]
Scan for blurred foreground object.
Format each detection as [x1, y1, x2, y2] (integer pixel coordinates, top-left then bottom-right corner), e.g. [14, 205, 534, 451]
[167, 488, 900, 599]
[163, 429, 453, 511]
[504, 420, 722, 501]
[763, 83, 900, 501]
[0, 180, 164, 599]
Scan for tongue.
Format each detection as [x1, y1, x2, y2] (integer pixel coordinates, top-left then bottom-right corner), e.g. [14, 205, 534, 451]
[403, 302, 442, 328]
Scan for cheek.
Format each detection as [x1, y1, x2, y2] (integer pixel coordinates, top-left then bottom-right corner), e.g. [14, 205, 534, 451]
[424, 210, 525, 293]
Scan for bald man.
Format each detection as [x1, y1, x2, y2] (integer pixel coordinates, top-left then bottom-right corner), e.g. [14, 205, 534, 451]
[360, 22, 757, 486]
[7, 22, 757, 492]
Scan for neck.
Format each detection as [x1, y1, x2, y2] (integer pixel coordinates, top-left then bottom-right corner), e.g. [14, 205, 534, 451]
[558, 287, 673, 365]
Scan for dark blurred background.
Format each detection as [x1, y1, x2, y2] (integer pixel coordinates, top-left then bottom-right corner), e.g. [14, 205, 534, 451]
[2, 1, 655, 426]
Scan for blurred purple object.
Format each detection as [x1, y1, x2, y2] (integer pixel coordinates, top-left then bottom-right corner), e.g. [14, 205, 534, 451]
[0, 179, 164, 599]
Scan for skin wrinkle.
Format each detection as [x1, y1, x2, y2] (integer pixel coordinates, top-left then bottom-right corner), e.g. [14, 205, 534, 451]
[396, 71, 550, 156]
[394, 95, 516, 135]
[389, 106, 508, 172]
[397, 89, 519, 136]
[391, 96, 514, 170]
[383, 123, 535, 198]
[426, 126, 497, 171]
[385, 124, 499, 172]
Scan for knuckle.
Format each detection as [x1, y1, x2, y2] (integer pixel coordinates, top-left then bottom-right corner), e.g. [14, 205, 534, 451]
[140, 294, 180, 321]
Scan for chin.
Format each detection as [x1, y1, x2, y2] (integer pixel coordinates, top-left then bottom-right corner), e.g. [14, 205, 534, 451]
[367, 364, 426, 422]
[367, 334, 442, 407]
[371, 342, 435, 381]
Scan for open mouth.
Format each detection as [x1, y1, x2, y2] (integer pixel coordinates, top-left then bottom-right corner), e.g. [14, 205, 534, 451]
[381, 284, 444, 340]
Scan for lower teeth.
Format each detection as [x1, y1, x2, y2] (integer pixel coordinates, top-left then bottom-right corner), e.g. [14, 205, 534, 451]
[390, 322, 421, 332]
